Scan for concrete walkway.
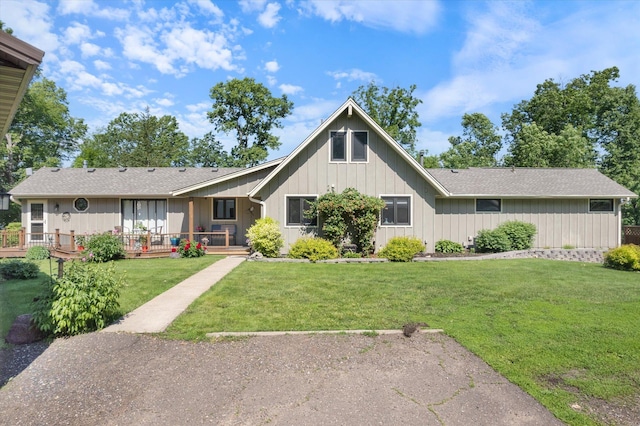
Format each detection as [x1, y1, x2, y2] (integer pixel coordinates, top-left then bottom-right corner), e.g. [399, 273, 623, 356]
[102, 255, 245, 333]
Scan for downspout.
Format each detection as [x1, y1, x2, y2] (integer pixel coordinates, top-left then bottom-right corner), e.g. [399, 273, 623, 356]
[10, 196, 21, 205]
[249, 196, 266, 219]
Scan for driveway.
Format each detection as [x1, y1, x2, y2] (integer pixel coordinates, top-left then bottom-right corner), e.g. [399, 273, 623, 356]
[0, 332, 562, 425]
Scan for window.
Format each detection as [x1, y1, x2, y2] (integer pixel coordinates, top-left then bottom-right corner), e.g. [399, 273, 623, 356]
[476, 199, 501, 212]
[74, 197, 89, 212]
[287, 196, 317, 226]
[213, 198, 236, 220]
[122, 199, 167, 233]
[331, 131, 346, 161]
[351, 131, 368, 161]
[381, 196, 410, 225]
[589, 199, 613, 212]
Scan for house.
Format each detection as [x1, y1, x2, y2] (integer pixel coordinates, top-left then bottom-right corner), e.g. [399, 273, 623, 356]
[9, 98, 637, 253]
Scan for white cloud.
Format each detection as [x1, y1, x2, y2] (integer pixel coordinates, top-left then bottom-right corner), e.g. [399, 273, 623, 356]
[301, 0, 440, 34]
[279, 84, 303, 95]
[265, 60, 280, 73]
[327, 69, 378, 83]
[63, 22, 93, 45]
[2, 0, 60, 53]
[267, 75, 277, 86]
[80, 42, 101, 57]
[258, 3, 282, 28]
[155, 97, 175, 107]
[57, 0, 130, 20]
[162, 25, 238, 73]
[239, 0, 268, 13]
[115, 25, 175, 74]
[187, 0, 224, 18]
[93, 60, 112, 71]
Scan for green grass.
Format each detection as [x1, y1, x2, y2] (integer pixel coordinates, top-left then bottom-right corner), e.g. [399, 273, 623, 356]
[0, 256, 221, 349]
[165, 259, 640, 425]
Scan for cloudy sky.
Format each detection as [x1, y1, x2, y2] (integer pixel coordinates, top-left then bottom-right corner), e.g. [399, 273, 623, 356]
[3, 0, 639, 160]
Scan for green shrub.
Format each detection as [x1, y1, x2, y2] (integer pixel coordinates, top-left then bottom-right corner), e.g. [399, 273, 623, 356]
[342, 251, 362, 259]
[288, 237, 338, 262]
[85, 232, 126, 262]
[498, 221, 537, 250]
[604, 244, 640, 271]
[177, 239, 206, 258]
[0, 259, 40, 280]
[378, 236, 425, 262]
[435, 239, 465, 254]
[475, 228, 512, 253]
[26, 245, 51, 260]
[4, 222, 22, 247]
[246, 217, 284, 258]
[32, 260, 123, 336]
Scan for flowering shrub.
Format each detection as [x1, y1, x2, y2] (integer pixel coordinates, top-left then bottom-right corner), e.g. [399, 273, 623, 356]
[178, 239, 206, 258]
[246, 217, 284, 257]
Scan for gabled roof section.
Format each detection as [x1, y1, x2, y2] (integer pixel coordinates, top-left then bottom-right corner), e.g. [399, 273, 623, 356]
[171, 157, 284, 195]
[249, 98, 450, 197]
[428, 167, 638, 198]
[0, 31, 45, 140]
[10, 167, 244, 198]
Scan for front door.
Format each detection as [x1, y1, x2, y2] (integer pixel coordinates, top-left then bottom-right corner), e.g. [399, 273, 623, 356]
[28, 200, 47, 242]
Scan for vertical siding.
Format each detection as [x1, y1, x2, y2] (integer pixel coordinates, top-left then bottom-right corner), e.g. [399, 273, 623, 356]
[256, 111, 438, 252]
[434, 198, 620, 249]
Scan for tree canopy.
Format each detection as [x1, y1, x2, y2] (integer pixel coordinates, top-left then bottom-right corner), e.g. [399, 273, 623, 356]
[208, 77, 293, 167]
[351, 83, 422, 155]
[440, 113, 502, 168]
[74, 108, 188, 167]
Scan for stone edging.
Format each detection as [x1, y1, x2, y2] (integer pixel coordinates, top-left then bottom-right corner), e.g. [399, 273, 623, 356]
[247, 248, 607, 264]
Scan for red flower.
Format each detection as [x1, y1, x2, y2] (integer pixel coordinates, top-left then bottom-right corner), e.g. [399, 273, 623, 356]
[196, 243, 202, 249]
[171, 247, 177, 252]
[185, 244, 191, 250]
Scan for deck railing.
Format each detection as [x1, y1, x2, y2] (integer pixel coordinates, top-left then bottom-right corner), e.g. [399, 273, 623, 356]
[623, 225, 640, 245]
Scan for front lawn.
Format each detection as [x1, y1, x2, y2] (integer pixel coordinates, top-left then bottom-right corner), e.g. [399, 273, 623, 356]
[0, 256, 220, 348]
[165, 259, 640, 425]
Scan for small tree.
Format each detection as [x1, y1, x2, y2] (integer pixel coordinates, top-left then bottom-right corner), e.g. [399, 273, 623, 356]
[308, 188, 385, 254]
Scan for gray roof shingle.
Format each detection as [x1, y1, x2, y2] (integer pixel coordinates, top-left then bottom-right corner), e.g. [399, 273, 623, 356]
[10, 167, 244, 197]
[427, 167, 637, 198]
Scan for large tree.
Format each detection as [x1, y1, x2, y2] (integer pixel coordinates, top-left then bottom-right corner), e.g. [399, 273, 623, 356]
[440, 113, 502, 168]
[351, 83, 422, 155]
[74, 108, 189, 167]
[186, 132, 232, 167]
[208, 78, 293, 167]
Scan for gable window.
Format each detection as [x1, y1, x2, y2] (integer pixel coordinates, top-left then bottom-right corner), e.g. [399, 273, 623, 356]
[589, 199, 613, 212]
[351, 131, 368, 162]
[213, 198, 236, 220]
[476, 199, 501, 212]
[287, 196, 317, 226]
[74, 197, 89, 212]
[381, 196, 410, 225]
[331, 131, 346, 161]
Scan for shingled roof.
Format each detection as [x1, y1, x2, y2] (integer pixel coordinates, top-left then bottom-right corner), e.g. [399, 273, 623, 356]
[427, 167, 637, 198]
[10, 167, 244, 198]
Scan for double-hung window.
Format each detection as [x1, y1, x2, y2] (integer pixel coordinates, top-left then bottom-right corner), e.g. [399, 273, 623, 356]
[331, 131, 346, 161]
[331, 131, 368, 162]
[381, 196, 410, 225]
[213, 198, 236, 220]
[287, 196, 317, 226]
[351, 131, 368, 162]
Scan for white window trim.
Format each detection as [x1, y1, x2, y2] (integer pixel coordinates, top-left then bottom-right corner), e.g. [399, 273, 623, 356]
[212, 197, 238, 222]
[588, 198, 614, 213]
[379, 194, 413, 227]
[475, 198, 502, 213]
[27, 200, 48, 243]
[284, 194, 318, 228]
[329, 130, 370, 164]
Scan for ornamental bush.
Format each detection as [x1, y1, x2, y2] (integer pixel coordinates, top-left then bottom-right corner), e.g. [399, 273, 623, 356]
[498, 221, 537, 250]
[178, 239, 206, 258]
[32, 260, 123, 336]
[604, 244, 640, 271]
[378, 236, 425, 262]
[0, 259, 40, 280]
[288, 237, 338, 262]
[246, 217, 284, 258]
[26, 245, 51, 260]
[475, 228, 512, 253]
[85, 232, 126, 262]
[435, 239, 465, 254]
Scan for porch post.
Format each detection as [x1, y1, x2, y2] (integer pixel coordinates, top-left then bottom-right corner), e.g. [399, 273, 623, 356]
[188, 197, 194, 241]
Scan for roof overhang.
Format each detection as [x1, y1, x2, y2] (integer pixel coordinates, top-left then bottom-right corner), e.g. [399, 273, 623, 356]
[0, 31, 45, 140]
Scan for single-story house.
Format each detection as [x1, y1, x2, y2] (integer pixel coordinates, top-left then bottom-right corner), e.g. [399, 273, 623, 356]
[9, 98, 637, 252]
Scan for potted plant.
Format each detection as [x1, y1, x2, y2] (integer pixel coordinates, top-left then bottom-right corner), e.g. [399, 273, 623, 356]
[170, 235, 181, 246]
[75, 234, 88, 251]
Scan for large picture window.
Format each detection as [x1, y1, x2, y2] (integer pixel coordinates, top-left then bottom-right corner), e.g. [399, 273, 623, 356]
[287, 196, 317, 226]
[213, 198, 236, 220]
[476, 199, 501, 212]
[331, 131, 346, 161]
[381, 196, 410, 225]
[122, 199, 166, 233]
[589, 199, 613, 212]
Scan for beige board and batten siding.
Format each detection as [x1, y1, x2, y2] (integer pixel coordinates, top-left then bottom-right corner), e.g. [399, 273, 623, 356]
[434, 198, 620, 249]
[37, 198, 121, 235]
[255, 110, 438, 252]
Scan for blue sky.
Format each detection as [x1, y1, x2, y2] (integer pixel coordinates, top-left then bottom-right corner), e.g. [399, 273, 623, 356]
[3, 0, 640, 161]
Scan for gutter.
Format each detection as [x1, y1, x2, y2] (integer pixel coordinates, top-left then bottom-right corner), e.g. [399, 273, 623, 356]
[249, 196, 266, 219]
[10, 195, 21, 205]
